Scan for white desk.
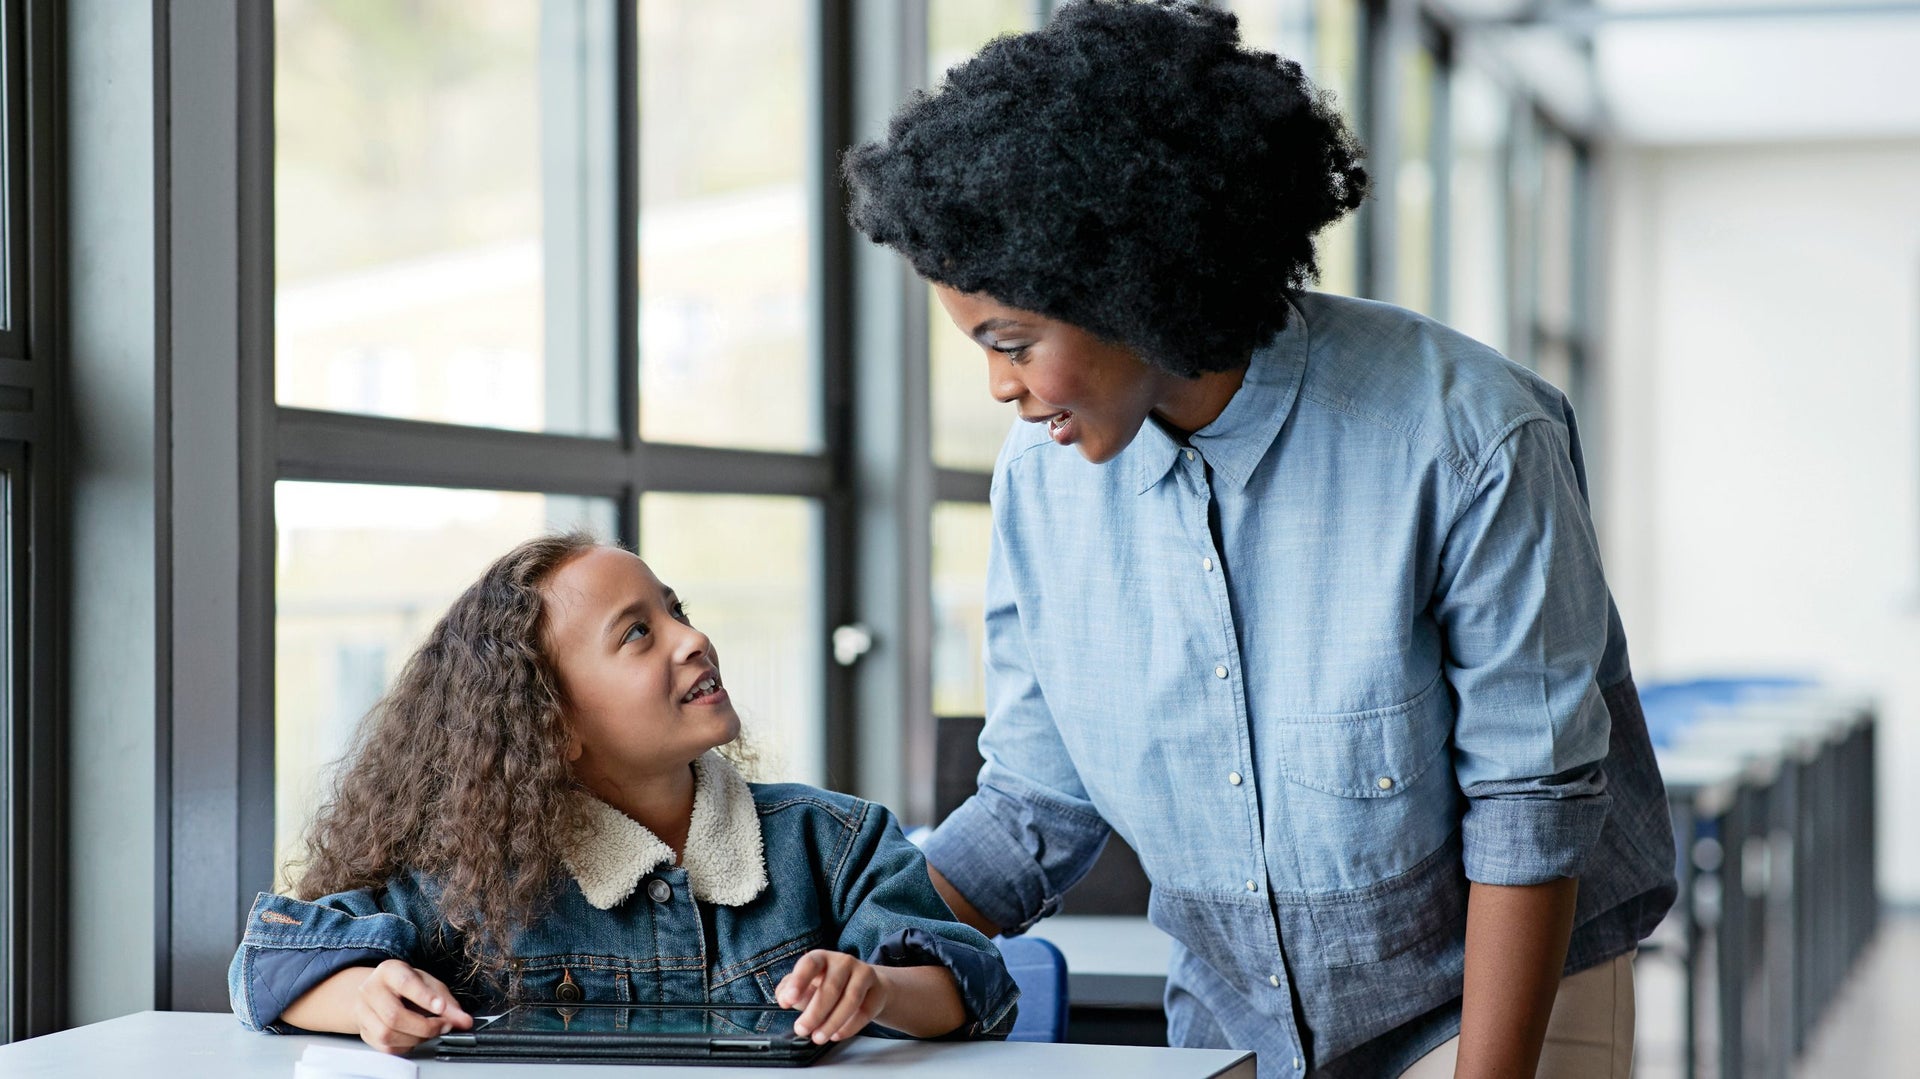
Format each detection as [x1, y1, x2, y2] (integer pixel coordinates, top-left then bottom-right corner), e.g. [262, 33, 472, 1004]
[0, 1011, 1255, 1078]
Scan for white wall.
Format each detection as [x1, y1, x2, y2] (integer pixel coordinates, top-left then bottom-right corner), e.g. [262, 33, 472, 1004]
[1602, 139, 1920, 902]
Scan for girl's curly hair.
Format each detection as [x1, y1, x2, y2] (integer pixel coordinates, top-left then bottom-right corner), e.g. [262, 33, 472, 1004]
[288, 532, 756, 991]
[843, 0, 1368, 377]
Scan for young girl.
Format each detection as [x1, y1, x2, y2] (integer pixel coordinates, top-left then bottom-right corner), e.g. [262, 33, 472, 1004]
[228, 532, 1016, 1054]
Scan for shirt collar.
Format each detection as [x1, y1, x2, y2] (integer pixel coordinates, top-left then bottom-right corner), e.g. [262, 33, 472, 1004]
[563, 750, 768, 910]
[1126, 297, 1309, 495]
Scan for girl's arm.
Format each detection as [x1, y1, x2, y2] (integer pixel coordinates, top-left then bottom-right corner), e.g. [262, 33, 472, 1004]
[280, 958, 473, 1055]
[775, 950, 966, 1042]
[1452, 877, 1580, 1078]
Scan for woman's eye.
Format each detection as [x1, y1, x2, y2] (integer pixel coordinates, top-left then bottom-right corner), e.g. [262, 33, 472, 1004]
[992, 343, 1031, 363]
[622, 622, 649, 645]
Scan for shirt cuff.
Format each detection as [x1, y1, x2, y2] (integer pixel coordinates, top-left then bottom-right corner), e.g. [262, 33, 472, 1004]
[1460, 791, 1612, 885]
[921, 793, 1070, 936]
[869, 927, 1019, 1039]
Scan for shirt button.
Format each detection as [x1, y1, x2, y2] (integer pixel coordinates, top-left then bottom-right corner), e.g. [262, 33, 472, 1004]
[1202, 556, 1214, 572]
[647, 878, 672, 903]
[1269, 974, 1281, 988]
[1184, 449, 1196, 461]
[1228, 771, 1242, 786]
[1377, 777, 1395, 791]
[1214, 665, 1228, 679]
[1245, 880, 1257, 892]
[1292, 1056, 1303, 1070]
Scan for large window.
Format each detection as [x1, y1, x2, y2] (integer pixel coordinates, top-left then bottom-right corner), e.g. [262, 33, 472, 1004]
[268, 1, 839, 886]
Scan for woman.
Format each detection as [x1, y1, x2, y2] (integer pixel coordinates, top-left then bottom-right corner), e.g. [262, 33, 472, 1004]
[842, 3, 1674, 1077]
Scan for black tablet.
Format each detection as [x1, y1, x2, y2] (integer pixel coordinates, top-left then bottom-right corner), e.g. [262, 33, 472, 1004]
[436, 1002, 834, 1067]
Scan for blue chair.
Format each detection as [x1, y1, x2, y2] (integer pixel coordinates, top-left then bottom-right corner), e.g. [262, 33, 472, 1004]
[996, 935, 1069, 1043]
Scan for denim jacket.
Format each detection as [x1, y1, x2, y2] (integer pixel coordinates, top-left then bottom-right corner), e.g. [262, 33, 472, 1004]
[230, 753, 1018, 1038]
[923, 293, 1676, 1077]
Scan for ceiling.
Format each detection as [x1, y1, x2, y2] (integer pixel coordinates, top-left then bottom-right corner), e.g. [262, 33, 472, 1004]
[1442, 0, 1920, 144]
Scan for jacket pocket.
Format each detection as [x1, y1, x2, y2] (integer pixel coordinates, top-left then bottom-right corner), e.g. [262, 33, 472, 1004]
[710, 931, 822, 1006]
[513, 956, 635, 1005]
[1271, 674, 1459, 893]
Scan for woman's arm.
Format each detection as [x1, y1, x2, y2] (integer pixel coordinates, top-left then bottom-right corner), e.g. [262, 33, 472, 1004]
[1453, 878, 1579, 1078]
[926, 865, 1001, 938]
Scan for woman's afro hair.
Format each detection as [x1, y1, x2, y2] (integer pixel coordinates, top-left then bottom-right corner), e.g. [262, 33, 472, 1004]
[843, 0, 1368, 377]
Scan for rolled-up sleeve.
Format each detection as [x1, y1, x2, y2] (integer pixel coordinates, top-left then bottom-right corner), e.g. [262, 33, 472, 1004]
[921, 471, 1112, 935]
[228, 889, 425, 1033]
[1435, 412, 1613, 886]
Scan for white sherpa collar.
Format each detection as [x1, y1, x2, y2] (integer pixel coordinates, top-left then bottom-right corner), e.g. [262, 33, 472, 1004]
[563, 751, 768, 910]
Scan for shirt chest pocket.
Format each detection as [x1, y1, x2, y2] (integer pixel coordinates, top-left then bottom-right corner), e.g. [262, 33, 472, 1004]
[1272, 674, 1458, 894]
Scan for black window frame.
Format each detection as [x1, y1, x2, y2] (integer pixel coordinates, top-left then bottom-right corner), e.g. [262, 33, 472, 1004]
[2, 0, 65, 1043]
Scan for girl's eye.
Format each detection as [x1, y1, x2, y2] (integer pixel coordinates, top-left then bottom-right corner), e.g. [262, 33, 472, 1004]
[671, 601, 693, 623]
[992, 343, 1031, 363]
[622, 622, 649, 645]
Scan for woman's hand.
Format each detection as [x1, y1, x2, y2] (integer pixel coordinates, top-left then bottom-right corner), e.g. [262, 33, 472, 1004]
[349, 959, 473, 1054]
[774, 950, 892, 1044]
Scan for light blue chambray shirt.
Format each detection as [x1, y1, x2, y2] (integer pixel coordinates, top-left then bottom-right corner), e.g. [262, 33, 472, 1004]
[922, 292, 1675, 1078]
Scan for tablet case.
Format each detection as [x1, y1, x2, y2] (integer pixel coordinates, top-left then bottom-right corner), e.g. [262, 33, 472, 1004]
[436, 1002, 834, 1067]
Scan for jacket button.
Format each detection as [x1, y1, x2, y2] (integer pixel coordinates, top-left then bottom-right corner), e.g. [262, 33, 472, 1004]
[555, 970, 582, 1002]
[647, 878, 673, 904]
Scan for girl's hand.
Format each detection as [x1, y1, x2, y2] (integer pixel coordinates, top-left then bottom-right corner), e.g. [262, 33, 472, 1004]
[353, 958, 473, 1054]
[774, 950, 892, 1044]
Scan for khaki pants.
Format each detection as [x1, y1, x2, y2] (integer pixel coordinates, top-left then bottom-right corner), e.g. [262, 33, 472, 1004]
[1401, 951, 1636, 1079]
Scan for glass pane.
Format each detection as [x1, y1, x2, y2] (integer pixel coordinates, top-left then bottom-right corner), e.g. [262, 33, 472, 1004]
[274, 482, 617, 883]
[1394, 45, 1435, 316]
[1448, 66, 1509, 353]
[639, 494, 823, 785]
[932, 502, 992, 717]
[1312, 0, 1364, 296]
[638, 0, 815, 453]
[274, 0, 616, 435]
[928, 0, 1036, 473]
